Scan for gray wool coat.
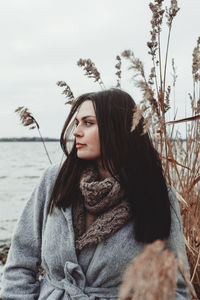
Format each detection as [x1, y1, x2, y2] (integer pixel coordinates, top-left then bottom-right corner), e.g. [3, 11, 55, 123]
[0, 165, 191, 300]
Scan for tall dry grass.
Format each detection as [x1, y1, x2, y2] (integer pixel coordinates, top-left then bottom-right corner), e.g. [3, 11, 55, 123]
[15, 107, 52, 164]
[118, 0, 200, 297]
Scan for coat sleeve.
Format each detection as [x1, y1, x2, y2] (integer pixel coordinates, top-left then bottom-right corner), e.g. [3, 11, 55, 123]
[0, 165, 59, 300]
[168, 186, 192, 300]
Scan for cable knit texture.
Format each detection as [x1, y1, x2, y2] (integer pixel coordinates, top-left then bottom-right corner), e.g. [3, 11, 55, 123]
[73, 167, 132, 251]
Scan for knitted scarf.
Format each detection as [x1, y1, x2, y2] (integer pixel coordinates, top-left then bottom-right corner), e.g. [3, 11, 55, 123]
[72, 167, 132, 251]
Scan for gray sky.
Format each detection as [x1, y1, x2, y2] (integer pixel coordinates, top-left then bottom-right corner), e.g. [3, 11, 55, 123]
[0, 0, 199, 138]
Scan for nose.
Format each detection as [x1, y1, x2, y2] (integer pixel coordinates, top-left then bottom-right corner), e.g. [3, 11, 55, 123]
[73, 125, 83, 137]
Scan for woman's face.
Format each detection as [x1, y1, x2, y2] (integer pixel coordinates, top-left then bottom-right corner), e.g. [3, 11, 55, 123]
[73, 100, 101, 160]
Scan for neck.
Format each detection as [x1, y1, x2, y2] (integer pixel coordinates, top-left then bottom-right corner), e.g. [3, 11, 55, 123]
[97, 163, 111, 180]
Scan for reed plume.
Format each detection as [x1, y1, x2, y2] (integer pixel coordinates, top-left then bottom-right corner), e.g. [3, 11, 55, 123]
[118, 240, 178, 300]
[121, 50, 159, 116]
[15, 106, 39, 130]
[115, 55, 122, 88]
[77, 58, 105, 89]
[57, 81, 75, 105]
[15, 107, 52, 164]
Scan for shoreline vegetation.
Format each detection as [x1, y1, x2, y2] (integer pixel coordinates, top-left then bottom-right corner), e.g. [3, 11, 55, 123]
[0, 245, 9, 266]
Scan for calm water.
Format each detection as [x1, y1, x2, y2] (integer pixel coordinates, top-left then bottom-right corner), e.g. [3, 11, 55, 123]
[0, 142, 64, 244]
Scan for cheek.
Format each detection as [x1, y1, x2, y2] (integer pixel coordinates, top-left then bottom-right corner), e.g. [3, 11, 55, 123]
[86, 128, 100, 156]
[92, 129, 100, 149]
[77, 127, 101, 159]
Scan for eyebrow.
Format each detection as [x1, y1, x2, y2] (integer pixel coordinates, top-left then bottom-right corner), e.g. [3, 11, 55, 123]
[75, 115, 96, 121]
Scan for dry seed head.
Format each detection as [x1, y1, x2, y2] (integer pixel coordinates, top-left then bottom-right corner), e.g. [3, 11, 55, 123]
[15, 107, 39, 130]
[196, 99, 200, 114]
[147, 41, 158, 58]
[165, 85, 171, 110]
[116, 55, 121, 62]
[148, 67, 156, 85]
[57, 81, 67, 87]
[147, 0, 166, 59]
[77, 58, 103, 85]
[116, 71, 121, 77]
[166, 0, 180, 27]
[135, 80, 158, 114]
[24, 119, 34, 126]
[129, 58, 145, 78]
[192, 37, 200, 81]
[131, 106, 144, 132]
[115, 55, 122, 88]
[142, 113, 153, 135]
[119, 240, 178, 300]
[149, 0, 165, 32]
[57, 81, 75, 104]
[150, 30, 157, 42]
[122, 50, 159, 114]
[15, 106, 24, 113]
[155, 0, 164, 4]
[121, 50, 134, 59]
[142, 118, 150, 135]
[172, 58, 178, 87]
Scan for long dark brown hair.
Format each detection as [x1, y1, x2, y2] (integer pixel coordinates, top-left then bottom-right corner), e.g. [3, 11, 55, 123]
[48, 88, 171, 243]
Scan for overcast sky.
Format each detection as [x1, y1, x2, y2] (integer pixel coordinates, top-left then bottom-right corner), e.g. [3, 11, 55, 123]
[0, 0, 199, 138]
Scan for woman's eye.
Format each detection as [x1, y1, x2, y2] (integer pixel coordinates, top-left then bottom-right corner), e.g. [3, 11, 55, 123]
[75, 120, 93, 127]
[85, 121, 93, 126]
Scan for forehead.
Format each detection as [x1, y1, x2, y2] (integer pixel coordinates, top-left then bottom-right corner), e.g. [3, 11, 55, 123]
[76, 100, 96, 118]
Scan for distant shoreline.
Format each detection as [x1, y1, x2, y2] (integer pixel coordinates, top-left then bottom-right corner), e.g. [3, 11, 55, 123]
[0, 137, 187, 142]
[0, 138, 74, 142]
[0, 137, 60, 142]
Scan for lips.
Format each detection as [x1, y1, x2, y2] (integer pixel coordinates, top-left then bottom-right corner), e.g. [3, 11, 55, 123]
[76, 143, 86, 149]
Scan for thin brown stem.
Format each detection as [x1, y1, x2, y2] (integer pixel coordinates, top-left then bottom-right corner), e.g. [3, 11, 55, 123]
[37, 128, 52, 165]
[153, 59, 159, 98]
[163, 25, 172, 99]
[158, 32, 163, 92]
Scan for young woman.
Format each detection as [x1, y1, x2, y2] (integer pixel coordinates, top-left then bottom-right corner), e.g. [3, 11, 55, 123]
[0, 89, 190, 299]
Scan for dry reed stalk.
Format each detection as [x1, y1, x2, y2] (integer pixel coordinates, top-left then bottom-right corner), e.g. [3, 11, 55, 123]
[77, 58, 105, 89]
[57, 81, 75, 105]
[121, 50, 159, 117]
[131, 105, 147, 132]
[170, 51, 200, 291]
[148, 0, 179, 182]
[15, 107, 52, 164]
[118, 240, 178, 300]
[166, 115, 200, 124]
[115, 55, 122, 88]
[165, 112, 200, 295]
[177, 253, 198, 299]
[121, 1, 200, 296]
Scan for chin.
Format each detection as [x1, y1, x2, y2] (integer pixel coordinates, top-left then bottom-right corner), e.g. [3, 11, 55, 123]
[78, 155, 96, 160]
[77, 152, 90, 160]
[77, 152, 100, 160]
